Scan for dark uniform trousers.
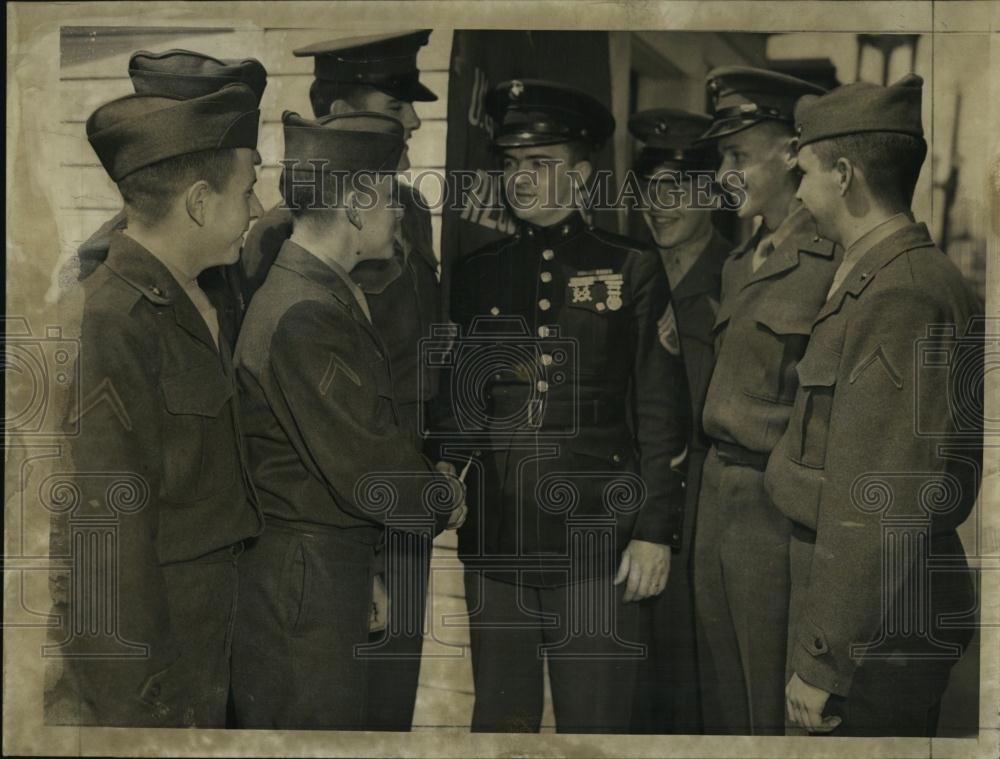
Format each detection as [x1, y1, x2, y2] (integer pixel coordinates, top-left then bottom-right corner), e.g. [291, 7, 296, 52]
[693, 445, 791, 735]
[631, 230, 730, 735]
[238, 186, 441, 731]
[230, 241, 449, 730]
[693, 205, 841, 735]
[449, 212, 688, 735]
[765, 223, 981, 736]
[465, 570, 641, 733]
[48, 233, 263, 727]
[231, 519, 377, 729]
[363, 401, 435, 731]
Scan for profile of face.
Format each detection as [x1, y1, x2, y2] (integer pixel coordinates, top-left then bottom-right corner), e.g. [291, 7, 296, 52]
[501, 143, 592, 227]
[641, 174, 712, 249]
[795, 144, 843, 241]
[336, 88, 422, 171]
[351, 175, 403, 262]
[717, 122, 796, 220]
[200, 147, 263, 267]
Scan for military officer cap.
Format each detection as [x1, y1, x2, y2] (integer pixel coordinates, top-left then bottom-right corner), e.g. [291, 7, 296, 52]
[282, 110, 405, 176]
[485, 79, 615, 150]
[629, 108, 716, 177]
[293, 30, 437, 102]
[795, 73, 924, 148]
[129, 49, 268, 104]
[87, 83, 260, 182]
[699, 66, 826, 142]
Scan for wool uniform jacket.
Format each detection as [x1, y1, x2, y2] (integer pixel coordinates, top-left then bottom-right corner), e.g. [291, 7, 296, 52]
[448, 212, 688, 587]
[703, 204, 842, 455]
[671, 229, 731, 459]
[765, 222, 982, 696]
[50, 231, 264, 724]
[238, 183, 441, 448]
[234, 239, 452, 539]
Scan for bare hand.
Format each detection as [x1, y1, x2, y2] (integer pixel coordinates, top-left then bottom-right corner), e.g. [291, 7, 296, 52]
[435, 460, 458, 477]
[786, 672, 841, 733]
[613, 539, 671, 602]
[369, 573, 389, 633]
[435, 460, 467, 529]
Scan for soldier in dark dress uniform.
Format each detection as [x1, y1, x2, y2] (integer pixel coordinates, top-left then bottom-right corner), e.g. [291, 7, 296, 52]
[447, 80, 688, 733]
[626, 108, 731, 734]
[61, 49, 268, 348]
[769, 74, 981, 737]
[237, 31, 441, 730]
[230, 111, 465, 730]
[690, 67, 843, 735]
[47, 83, 265, 727]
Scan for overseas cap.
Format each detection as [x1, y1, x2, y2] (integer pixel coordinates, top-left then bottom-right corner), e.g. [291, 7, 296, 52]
[485, 79, 615, 149]
[128, 49, 268, 104]
[795, 73, 924, 148]
[628, 108, 715, 176]
[281, 110, 405, 175]
[700, 66, 826, 142]
[293, 30, 437, 102]
[87, 82, 260, 182]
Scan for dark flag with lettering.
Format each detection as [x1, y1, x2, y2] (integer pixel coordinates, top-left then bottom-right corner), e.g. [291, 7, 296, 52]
[440, 30, 617, 309]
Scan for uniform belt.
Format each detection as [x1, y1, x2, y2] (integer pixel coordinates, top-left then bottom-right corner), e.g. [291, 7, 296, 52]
[506, 399, 620, 429]
[714, 440, 769, 472]
[793, 521, 962, 546]
[264, 514, 382, 546]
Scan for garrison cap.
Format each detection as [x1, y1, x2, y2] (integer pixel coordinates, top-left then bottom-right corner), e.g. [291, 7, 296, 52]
[281, 110, 405, 176]
[795, 73, 925, 148]
[128, 49, 268, 104]
[485, 79, 615, 150]
[87, 83, 261, 182]
[293, 30, 437, 102]
[628, 108, 716, 177]
[700, 66, 826, 142]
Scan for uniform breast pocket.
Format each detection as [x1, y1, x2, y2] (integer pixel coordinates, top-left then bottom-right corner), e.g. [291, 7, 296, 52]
[159, 363, 237, 503]
[788, 346, 840, 469]
[746, 301, 815, 404]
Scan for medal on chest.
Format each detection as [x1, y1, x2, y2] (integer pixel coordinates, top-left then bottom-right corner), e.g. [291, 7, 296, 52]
[567, 269, 625, 311]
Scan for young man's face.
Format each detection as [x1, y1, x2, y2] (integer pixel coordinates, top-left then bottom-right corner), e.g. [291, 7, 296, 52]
[355, 175, 403, 262]
[350, 89, 421, 171]
[641, 174, 713, 250]
[795, 143, 842, 242]
[501, 143, 590, 227]
[203, 148, 262, 267]
[717, 122, 793, 220]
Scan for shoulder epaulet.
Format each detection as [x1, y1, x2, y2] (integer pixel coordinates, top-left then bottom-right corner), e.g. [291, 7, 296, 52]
[799, 233, 837, 259]
[85, 265, 146, 312]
